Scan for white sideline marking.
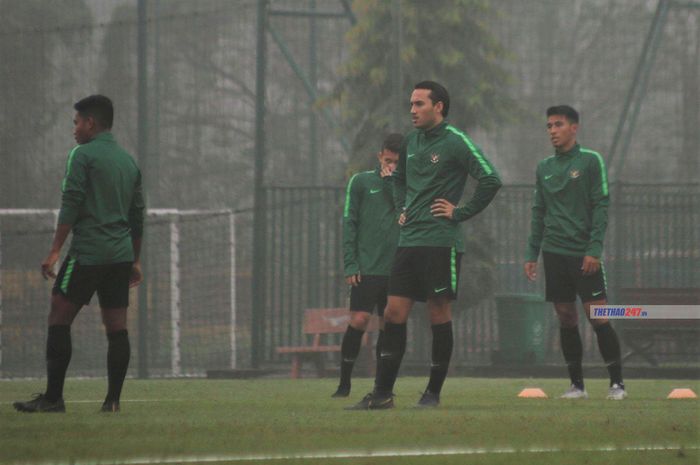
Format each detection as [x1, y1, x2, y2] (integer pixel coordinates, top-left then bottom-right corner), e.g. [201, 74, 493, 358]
[12, 444, 699, 465]
[0, 399, 183, 405]
[69, 399, 184, 404]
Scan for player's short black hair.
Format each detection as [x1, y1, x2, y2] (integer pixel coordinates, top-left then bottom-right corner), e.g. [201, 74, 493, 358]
[414, 81, 450, 117]
[74, 95, 114, 129]
[546, 105, 579, 124]
[382, 133, 404, 153]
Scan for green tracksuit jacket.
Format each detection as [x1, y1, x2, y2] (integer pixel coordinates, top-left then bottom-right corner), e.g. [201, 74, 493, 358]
[343, 168, 399, 277]
[393, 121, 502, 247]
[58, 132, 145, 265]
[525, 144, 609, 261]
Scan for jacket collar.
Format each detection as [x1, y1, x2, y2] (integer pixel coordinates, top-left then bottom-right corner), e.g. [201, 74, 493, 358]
[421, 121, 448, 138]
[86, 131, 115, 144]
[555, 142, 580, 158]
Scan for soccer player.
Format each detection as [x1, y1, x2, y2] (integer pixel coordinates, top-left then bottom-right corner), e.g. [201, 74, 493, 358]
[348, 81, 502, 409]
[13, 95, 145, 413]
[332, 134, 403, 398]
[524, 105, 626, 400]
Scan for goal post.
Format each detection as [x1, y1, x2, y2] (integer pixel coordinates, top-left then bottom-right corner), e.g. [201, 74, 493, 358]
[0, 208, 238, 378]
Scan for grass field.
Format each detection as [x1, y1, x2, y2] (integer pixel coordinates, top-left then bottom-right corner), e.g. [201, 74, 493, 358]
[1, 377, 698, 465]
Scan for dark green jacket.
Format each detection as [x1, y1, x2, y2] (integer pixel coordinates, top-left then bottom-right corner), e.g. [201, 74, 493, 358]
[393, 122, 502, 247]
[526, 144, 609, 261]
[58, 132, 145, 265]
[343, 168, 399, 277]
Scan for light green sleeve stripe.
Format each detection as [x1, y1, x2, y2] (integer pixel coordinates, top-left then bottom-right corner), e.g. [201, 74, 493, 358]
[581, 148, 609, 196]
[61, 145, 81, 192]
[343, 173, 361, 218]
[446, 125, 493, 175]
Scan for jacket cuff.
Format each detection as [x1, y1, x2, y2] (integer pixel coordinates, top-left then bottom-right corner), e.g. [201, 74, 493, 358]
[585, 244, 603, 258]
[452, 206, 471, 222]
[344, 265, 359, 277]
[57, 208, 77, 225]
[524, 247, 540, 262]
[130, 225, 144, 239]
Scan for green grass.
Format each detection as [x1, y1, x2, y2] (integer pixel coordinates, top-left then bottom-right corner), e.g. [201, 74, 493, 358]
[1, 377, 698, 465]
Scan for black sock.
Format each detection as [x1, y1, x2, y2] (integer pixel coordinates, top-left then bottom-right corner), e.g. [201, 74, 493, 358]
[338, 325, 364, 389]
[374, 322, 406, 395]
[426, 321, 453, 395]
[594, 323, 623, 386]
[45, 325, 72, 402]
[106, 330, 130, 403]
[560, 326, 584, 389]
[375, 329, 384, 363]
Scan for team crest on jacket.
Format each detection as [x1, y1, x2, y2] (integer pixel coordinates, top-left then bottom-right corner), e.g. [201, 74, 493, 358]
[569, 169, 581, 179]
[430, 153, 440, 164]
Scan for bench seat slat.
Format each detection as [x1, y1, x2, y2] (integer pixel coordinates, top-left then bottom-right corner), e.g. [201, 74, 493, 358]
[276, 308, 379, 378]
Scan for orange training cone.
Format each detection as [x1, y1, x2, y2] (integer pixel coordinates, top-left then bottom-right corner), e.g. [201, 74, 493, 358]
[518, 388, 548, 398]
[667, 388, 697, 399]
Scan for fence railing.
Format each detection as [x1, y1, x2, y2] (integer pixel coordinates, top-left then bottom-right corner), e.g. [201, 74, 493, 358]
[260, 183, 699, 368]
[1, 184, 696, 377]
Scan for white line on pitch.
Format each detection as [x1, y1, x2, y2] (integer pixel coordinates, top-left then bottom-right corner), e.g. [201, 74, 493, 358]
[0, 399, 183, 405]
[11, 444, 699, 465]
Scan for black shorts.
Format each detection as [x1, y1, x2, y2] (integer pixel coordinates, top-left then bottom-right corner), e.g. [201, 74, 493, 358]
[542, 251, 607, 303]
[388, 246, 462, 302]
[349, 275, 388, 316]
[52, 256, 132, 309]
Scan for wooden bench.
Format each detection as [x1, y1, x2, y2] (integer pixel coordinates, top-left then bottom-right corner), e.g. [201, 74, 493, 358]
[276, 308, 379, 379]
[615, 288, 700, 367]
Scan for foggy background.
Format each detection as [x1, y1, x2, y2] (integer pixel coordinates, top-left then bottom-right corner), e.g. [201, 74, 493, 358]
[1, 0, 697, 377]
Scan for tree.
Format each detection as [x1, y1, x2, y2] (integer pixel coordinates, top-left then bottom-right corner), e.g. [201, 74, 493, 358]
[98, 0, 257, 209]
[0, 0, 91, 207]
[334, 0, 516, 172]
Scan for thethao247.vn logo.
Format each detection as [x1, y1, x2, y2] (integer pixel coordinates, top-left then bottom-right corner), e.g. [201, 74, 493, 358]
[592, 307, 647, 318]
[592, 305, 700, 319]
